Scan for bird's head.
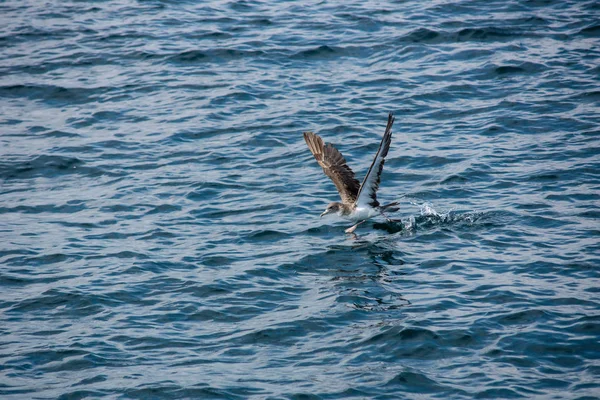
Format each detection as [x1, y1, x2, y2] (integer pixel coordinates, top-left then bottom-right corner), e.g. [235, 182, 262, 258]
[320, 202, 343, 218]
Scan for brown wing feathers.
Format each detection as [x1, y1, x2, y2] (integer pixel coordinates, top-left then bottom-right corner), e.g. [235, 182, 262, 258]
[303, 131, 360, 205]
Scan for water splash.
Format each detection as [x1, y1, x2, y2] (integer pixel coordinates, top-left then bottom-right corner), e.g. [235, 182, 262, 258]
[374, 200, 491, 234]
[419, 201, 448, 217]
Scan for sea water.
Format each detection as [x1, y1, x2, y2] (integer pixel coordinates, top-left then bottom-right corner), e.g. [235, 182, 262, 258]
[1, 1, 599, 398]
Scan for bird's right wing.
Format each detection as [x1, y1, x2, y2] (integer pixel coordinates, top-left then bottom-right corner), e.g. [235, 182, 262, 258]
[354, 112, 395, 209]
[304, 131, 360, 205]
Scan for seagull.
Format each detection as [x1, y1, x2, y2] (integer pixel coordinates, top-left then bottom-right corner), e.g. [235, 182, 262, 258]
[304, 112, 399, 233]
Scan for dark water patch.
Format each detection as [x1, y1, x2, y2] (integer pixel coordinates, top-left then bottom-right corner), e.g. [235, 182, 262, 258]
[234, 321, 328, 347]
[572, 90, 600, 103]
[495, 61, 546, 75]
[0, 271, 78, 287]
[494, 309, 550, 326]
[248, 229, 290, 241]
[456, 26, 524, 41]
[109, 334, 197, 351]
[142, 261, 199, 273]
[166, 127, 240, 143]
[0, 202, 86, 214]
[2, 252, 79, 267]
[521, 214, 572, 229]
[0, 155, 85, 180]
[400, 26, 536, 45]
[293, 45, 338, 59]
[403, 27, 440, 43]
[44, 129, 81, 138]
[384, 369, 456, 394]
[201, 255, 237, 268]
[496, 65, 525, 75]
[0, 84, 100, 104]
[336, 13, 381, 31]
[86, 250, 149, 261]
[189, 30, 233, 40]
[576, 210, 600, 219]
[0, 248, 38, 260]
[169, 50, 207, 63]
[139, 227, 179, 240]
[209, 90, 258, 105]
[403, 155, 467, 169]
[57, 389, 110, 400]
[578, 23, 600, 37]
[66, 110, 149, 129]
[145, 204, 182, 215]
[123, 385, 259, 400]
[7, 348, 89, 370]
[168, 48, 266, 64]
[6, 289, 106, 318]
[440, 174, 469, 184]
[244, 18, 273, 27]
[95, 31, 160, 44]
[545, 192, 600, 203]
[440, 166, 494, 184]
[201, 203, 285, 218]
[1, 26, 84, 44]
[33, 53, 120, 71]
[356, 325, 465, 361]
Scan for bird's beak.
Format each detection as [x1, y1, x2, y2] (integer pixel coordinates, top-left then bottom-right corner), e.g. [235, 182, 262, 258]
[320, 210, 329, 218]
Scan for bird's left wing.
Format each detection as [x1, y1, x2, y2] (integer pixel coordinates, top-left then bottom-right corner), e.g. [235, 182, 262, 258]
[354, 112, 395, 208]
[304, 131, 360, 205]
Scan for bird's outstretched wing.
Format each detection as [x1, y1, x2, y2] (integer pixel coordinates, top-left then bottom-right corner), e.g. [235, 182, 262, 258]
[304, 131, 360, 205]
[354, 112, 395, 208]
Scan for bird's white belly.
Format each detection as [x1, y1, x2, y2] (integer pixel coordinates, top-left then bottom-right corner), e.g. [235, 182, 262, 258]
[348, 206, 378, 221]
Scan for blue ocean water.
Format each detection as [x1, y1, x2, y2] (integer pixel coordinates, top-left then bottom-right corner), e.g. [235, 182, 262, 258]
[1, 0, 600, 398]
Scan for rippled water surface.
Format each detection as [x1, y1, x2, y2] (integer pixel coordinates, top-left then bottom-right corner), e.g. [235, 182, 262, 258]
[2, 0, 600, 398]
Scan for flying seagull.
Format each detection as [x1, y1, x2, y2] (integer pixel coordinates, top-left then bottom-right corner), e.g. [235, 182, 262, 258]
[303, 112, 399, 233]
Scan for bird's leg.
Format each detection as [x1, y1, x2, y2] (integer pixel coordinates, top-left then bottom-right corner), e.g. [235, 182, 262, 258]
[345, 220, 366, 234]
